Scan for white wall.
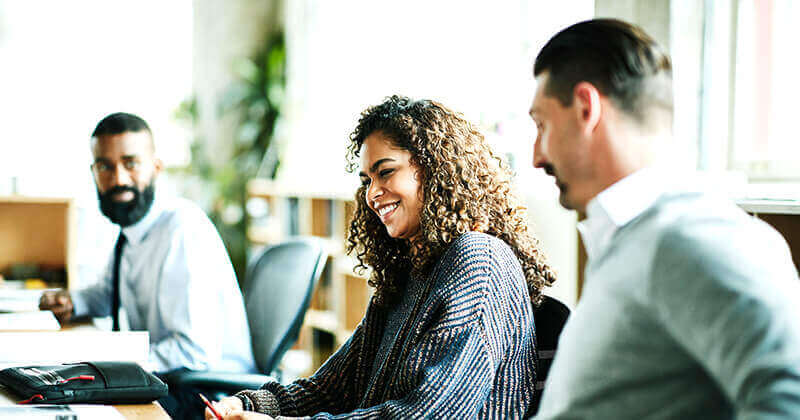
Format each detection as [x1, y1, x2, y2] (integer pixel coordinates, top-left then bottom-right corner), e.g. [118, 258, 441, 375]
[192, 0, 281, 167]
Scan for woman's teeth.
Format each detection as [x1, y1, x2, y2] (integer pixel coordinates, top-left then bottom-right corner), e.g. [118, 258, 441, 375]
[378, 203, 398, 216]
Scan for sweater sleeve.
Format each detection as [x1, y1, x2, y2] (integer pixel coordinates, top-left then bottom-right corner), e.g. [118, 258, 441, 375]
[236, 313, 370, 417]
[313, 321, 497, 419]
[650, 218, 800, 419]
[239, 324, 496, 419]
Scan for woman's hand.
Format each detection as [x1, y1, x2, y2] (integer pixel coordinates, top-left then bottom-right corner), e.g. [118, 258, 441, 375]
[204, 396, 242, 419]
[220, 411, 274, 420]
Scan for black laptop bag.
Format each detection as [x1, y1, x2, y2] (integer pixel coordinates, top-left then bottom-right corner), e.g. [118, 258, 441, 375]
[0, 361, 167, 404]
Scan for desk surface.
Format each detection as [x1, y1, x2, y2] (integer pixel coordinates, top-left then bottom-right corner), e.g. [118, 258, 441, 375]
[108, 403, 170, 419]
[0, 386, 170, 419]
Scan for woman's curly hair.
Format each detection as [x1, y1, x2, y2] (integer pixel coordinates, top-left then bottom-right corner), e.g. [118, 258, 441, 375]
[345, 95, 556, 307]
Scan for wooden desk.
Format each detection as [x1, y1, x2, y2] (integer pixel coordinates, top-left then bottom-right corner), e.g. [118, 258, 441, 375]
[115, 403, 170, 419]
[0, 386, 170, 419]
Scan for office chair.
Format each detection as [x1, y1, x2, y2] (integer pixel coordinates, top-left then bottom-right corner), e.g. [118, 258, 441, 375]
[527, 295, 570, 416]
[164, 237, 328, 400]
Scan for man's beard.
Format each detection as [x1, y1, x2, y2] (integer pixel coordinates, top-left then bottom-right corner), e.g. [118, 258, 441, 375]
[97, 183, 155, 227]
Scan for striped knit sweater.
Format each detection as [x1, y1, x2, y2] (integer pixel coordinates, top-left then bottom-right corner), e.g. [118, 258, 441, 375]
[236, 232, 537, 419]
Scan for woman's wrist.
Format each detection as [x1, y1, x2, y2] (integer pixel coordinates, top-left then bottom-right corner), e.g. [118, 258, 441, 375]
[234, 389, 280, 416]
[234, 392, 253, 411]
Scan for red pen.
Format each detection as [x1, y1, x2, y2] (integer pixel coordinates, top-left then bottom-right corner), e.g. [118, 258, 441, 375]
[199, 393, 223, 420]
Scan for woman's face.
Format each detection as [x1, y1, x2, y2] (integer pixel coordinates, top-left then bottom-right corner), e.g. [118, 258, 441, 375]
[359, 132, 423, 242]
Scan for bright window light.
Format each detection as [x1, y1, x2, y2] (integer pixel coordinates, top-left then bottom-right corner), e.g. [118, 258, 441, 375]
[0, 0, 192, 198]
[731, 0, 800, 180]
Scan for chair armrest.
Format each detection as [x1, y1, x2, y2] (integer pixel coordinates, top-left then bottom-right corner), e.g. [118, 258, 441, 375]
[164, 370, 277, 394]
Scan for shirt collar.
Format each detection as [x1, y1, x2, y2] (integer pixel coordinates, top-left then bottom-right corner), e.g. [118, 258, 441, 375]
[120, 192, 163, 245]
[577, 167, 667, 260]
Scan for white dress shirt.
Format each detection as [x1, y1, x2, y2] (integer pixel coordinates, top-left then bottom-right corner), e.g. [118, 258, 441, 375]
[577, 167, 668, 262]
[72, 194, 256, 373]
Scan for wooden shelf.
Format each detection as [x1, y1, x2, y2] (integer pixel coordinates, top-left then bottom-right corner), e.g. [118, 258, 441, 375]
[736, 199, 800, 215]
[0, 196, 76, 288]
[246, 180, 371, 374]
[305, 309, 339, 334]
[248, 178, 355, 201]
[333, 255, 368, 280]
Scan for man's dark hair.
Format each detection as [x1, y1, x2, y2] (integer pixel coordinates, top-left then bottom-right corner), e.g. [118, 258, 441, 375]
[91, 112, 152, 138]
[534, 19, 673, 122]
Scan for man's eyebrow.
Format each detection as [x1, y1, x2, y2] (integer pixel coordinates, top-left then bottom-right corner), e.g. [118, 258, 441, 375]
[359, 158, 395, 177]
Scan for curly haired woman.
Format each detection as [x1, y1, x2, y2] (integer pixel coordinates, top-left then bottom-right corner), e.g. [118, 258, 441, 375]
[208, 95, 556, 419]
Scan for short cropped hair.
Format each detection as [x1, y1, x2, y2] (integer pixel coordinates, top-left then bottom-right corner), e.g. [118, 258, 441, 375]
[534, 19, 673, 122]
[92, 112, 152, 138]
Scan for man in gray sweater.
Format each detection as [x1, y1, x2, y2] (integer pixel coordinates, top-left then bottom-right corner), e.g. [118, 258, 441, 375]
[529, 19, 800, 419]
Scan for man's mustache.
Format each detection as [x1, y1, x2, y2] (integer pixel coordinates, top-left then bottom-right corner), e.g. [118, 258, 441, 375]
[101, 185, 139, 199]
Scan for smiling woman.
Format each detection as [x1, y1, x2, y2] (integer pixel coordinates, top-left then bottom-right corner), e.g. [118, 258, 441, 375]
[211, 95, 557, 419]
[346, 96, 555, 307]
[357, 131, 424, 242]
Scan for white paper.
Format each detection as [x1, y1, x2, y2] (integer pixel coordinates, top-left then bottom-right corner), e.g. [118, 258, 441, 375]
[68, 405, 127, 420]
[0, 289, 51, 312]
[0, 331, 149, 366]
[0, 311, 60, 331]
[0, 404, 124, 420]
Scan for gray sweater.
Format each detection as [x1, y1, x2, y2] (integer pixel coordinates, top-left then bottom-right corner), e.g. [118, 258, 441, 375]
[239, 232, 537, 418]
[536, 192, 800, 419]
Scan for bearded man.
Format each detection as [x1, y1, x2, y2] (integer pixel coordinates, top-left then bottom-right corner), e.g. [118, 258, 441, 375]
[40, 112, 256, 418]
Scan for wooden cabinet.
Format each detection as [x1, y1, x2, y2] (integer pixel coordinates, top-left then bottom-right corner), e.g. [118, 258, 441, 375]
[246, 179, 371, 375]
[0, 196, 76, 289]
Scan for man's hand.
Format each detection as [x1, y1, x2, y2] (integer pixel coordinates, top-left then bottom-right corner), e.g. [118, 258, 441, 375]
[39, 290, 74, 324]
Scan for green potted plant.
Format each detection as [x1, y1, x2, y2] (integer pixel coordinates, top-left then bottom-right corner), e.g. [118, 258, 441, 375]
[173, 33, 286, 282]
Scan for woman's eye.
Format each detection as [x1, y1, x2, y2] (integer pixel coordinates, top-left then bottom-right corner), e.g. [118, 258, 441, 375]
[360, 178, 371, 186]
[379, 169, 394, 177]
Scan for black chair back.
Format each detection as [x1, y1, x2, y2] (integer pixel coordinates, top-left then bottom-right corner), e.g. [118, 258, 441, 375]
[245, 237, 327, 375]
[528, 295, 570, 416]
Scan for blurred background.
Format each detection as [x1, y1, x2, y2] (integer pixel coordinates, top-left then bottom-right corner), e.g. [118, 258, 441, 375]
[1, 0, 798, 375]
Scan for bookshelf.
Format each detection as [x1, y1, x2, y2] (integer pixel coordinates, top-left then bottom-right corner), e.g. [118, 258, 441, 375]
[246, 179, 371, 375]
[0, 196, 76, 289]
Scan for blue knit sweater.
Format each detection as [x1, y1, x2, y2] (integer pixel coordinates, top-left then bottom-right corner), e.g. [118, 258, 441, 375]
[237, 232, 537, 418]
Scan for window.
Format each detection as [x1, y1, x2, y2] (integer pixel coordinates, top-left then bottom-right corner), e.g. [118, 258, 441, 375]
[730, 0, 799, 180]
[690, 0, 799, 182]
